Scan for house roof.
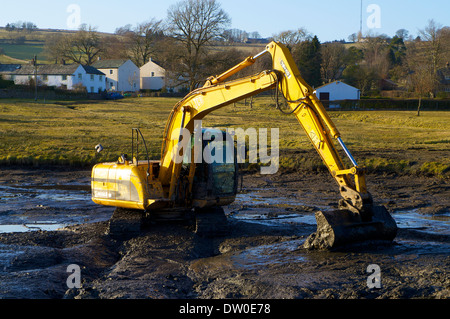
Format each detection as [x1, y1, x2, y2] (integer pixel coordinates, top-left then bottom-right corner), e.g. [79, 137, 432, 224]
[0, 64, 22, 73]
[315, 80, 359, 91]
[11, 64, 80, 76]
[140, 59, 166, 72]
[2, 64, 105, 76]
[92, 59, 128, 69]
[81, 65, 105, 75]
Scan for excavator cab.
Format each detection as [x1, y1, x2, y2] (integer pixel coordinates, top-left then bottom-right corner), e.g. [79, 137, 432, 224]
[185, 128, 239, 208]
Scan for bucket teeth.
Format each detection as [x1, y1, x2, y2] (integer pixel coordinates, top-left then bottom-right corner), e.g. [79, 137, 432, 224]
[303, 205, 397, 250]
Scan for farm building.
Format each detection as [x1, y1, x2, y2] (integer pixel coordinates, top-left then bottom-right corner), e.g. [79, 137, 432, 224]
[1, 63, 106, 93]
[140, 58, 189, 93]
[92, 59, 140, 92]
[315, 81, 360, 107]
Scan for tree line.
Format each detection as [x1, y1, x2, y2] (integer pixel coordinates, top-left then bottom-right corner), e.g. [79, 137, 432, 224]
[5, 21, 38, 32]
[41, 0, 450, 97]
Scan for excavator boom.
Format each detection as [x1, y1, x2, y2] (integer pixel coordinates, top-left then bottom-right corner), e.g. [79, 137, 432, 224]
[160, 42, 369, 211]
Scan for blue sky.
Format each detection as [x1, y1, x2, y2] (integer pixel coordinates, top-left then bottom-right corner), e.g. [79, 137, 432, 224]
[0, 0, 448, 42]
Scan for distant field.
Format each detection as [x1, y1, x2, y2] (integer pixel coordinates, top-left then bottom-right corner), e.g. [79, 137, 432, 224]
[0, 54, 26, 64]
[0, 27, 267, 63]
[0, 43, 44, 61]
[0, 96, 449, 177]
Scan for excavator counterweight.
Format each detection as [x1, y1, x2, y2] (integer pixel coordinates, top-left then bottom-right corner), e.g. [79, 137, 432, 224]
[91, 41, 397, 249]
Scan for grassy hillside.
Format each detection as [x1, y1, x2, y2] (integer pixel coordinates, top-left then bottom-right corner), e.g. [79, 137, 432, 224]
[0, 27, 102, 63]
[0, 27, 267, 64]
[0, 28, 76, 42]
[0, 43, 44, 61]
[0, 96, 449, 177]
[0, 54, 27, 64]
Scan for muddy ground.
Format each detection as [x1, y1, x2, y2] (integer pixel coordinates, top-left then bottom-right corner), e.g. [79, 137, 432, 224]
[0, 168, 448, 300]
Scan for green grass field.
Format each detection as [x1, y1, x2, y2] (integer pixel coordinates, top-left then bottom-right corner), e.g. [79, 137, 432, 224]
[0, 43, 44, 61]
[0, 96, 449, 177]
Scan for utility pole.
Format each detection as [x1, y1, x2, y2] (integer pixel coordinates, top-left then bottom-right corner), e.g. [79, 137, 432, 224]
[33, 55, 38, 102]
[359, 0, 363, 40]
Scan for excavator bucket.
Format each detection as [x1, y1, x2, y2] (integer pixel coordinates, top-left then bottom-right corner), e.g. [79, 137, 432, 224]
[303, 205, 398, 250]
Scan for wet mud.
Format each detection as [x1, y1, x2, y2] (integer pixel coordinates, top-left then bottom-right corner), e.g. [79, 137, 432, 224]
[0, 168, 448, 299]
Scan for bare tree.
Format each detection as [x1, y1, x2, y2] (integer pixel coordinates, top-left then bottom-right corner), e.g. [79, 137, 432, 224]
[100, 34, 130, 60]
[126, 19, 164, 67]
[167, 0, 231, 90]
[410, 64, 435, 116]
[44, 34, 65, 63]
[406, 40, 436, 116]
[419, 20, 444, 79]
[250, 31, 261, 39]
[115, 24, 133, 35]
[440, 27, 450, 64]
[223, 28, 248, 43]
[395, 29, 410, 40]
[406, 20, 449, 102]
[45, 25, 104, 65]
[272, 28, 311, 50]
[362, 34, 391, 82]
[321, 42, 346, 83]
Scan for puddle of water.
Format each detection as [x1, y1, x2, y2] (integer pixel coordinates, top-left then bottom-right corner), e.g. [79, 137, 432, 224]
[234, 191, 450, 236]
[230, 191, 322, 227]
[0, 183, 111, 234]
[0, 223, 66, 234]
[232, 240, 306, 270]
[236, 191, 325, 209]
[228, 209, 317, 227]
[0, 184, 90, 205]
[394, 210, 450, 235]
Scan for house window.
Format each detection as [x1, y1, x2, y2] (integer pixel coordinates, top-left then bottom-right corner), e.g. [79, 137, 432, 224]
[151, 72, 155, 77]
[110, 82, 114, 88]
[110, 70, 113, 75]
[90, 74, 94, 81]
[319, 92, 330, 101]
[99, 75, 103, 81]
[62, 75, 67, 81]
[42, 75, 48, 81]
[78, 73, 82, 80]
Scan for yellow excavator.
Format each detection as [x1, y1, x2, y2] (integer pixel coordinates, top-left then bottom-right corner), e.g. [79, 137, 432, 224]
[91, 41, 397, 249]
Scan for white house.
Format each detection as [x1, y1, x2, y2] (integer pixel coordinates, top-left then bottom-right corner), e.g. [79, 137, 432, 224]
[140, 58, 165, 91]
[140, 58, 189, 93]
[5, 63, 105, 93]
[92, 59, 140, 92]
[315, 81, 360, 105]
